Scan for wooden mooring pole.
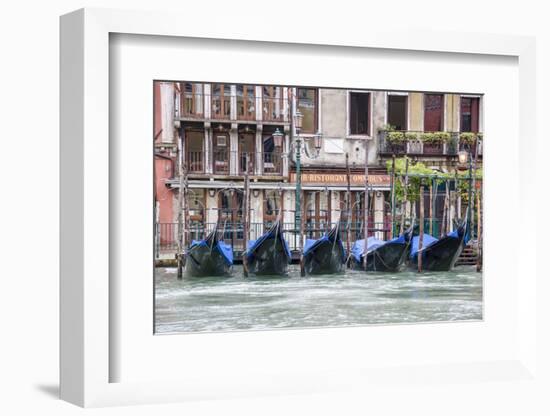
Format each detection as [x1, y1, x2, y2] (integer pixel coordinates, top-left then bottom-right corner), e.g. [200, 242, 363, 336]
[418, 183, 425, 273]
[400, 157, 410, 235]
[345, 153, 351, 266]
[476, 188, 482, 272]
[429, 179, 433, 236]
[177, 126, 188, 280]
[441, 180, 449, 238]
[243, 156, 250, 277]
[390, 155, 396, 238]
[363, 143, 369, 271]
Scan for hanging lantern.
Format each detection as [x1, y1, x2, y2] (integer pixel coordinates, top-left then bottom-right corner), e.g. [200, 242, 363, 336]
[294, 109, 303, 131]
[272, 128, 284, 147]
[314, 130, 322, 151]
[457, 150, 469, 166]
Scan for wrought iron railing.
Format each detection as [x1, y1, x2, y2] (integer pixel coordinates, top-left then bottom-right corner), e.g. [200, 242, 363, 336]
[378, 130, 462, 156]
[186, 150, 283, 176]
[262, 151, 283, 175]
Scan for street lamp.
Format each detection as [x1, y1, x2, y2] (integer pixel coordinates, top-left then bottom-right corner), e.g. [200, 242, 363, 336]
[295, 109, 303, 133]
[314, 130, 322, 151]
[457, 149, 469, 167]
[272, 128, 284, 148]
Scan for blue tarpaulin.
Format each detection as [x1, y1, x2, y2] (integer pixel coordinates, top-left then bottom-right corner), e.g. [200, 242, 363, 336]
[303, 234, 346, 262]
[351, 235, 406, 262]
[410, 233, 439, 259]
[246, 227, 291, 261]
[190, 239, 233, 265]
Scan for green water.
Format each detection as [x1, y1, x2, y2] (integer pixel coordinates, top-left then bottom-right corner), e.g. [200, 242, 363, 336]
[154, 266, 482, 334]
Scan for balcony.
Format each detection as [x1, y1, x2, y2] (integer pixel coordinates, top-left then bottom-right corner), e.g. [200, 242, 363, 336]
[378, 130, 483, 158]
[262, 151, 283, 175]
[187, 151, 205, 173]
[186, 150, 284, 176]
[176, 93, 289, 123]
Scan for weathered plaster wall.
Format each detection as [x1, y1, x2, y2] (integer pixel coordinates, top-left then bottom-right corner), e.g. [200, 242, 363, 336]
[409, 92, 424, 130]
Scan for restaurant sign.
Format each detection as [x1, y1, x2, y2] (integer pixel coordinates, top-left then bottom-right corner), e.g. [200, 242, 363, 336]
[290, 172, 391, 186]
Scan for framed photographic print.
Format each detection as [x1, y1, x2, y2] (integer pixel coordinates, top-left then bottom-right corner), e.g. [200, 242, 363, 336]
[60, 8, 539, 408]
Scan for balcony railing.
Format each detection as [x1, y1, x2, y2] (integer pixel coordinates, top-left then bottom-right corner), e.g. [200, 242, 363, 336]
[262, 151, 283, 175]
[176, 93, 289, 122]
[239, 152, 255, 175]
[213, 149, 230, 174]
[378, 130, 483, 158]
[187, 151, 204, 173]
[186, 150, 283, 176]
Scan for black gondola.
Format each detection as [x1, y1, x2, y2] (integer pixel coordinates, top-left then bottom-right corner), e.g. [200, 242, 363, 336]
[350, 227, 413, 272]
[184, 224, 233, 277]
[245, 220, 291, 276]
[409, 220, 468, 271]
[302, 223, 346, 275]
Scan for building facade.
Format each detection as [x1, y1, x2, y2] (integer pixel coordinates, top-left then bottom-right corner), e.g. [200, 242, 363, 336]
[154, 81, 483, 256]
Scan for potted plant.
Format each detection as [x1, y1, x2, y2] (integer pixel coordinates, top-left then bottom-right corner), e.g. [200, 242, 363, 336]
[420, 131, 450, 154]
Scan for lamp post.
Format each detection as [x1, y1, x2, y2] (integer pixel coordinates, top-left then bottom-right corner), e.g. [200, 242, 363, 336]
[293, 109, 303, 236]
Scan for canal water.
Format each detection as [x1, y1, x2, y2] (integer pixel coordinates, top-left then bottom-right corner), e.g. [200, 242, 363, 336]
[155, 266, 482, 334]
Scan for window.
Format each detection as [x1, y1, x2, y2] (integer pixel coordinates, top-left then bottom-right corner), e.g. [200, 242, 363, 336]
[297, 88, 318, 134]
[238, 131, 255, 174]
[387, 94, 408, 130]
[237, 85, 255, 120]
[213, 132, 230, 174]
[211, 84, 231, 119]
[349, 92, 370, 135]
[262, 133, 282, 175]
[186, 130, 204, 173]
[263, 86, 284, 122]
[460, 97, 480, 132]
[423, 94, 444, 131]
[182, 82, 203, 117]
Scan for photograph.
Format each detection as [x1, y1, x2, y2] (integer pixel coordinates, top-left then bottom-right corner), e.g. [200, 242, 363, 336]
[153, 81, 483, 334]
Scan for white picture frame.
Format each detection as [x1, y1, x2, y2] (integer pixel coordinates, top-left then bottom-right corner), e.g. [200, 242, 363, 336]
[60, 8, 539, 408]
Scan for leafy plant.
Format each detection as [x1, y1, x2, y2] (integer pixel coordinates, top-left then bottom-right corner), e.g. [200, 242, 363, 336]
[420, 131, 451, 143]
[459, 132, 477, 144]
[379, 124, 396, 132]
[386, 157, 483, 206]
[387, 131, 405, 143]
[405, 132, 419, 141]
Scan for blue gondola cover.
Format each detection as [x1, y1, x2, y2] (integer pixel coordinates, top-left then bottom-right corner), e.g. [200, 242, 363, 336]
[410, 234, 439, 259]
[190, 239, 233, 265]
[351, 235, 406, 263]
[303, 235, 346, 262]
[246, 228, 291, 261]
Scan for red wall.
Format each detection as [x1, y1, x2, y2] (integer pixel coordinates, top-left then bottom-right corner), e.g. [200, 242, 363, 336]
[153, 81, 162, 143]
[155, 157, 174, 223]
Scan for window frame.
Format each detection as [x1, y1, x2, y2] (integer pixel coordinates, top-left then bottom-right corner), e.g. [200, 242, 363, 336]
[422, 93, 445, 132]
[347, 90, 372, 138]
[386, 92, 409, 131]
[459, 95, 481, 133]
[296, 87, 319, 135]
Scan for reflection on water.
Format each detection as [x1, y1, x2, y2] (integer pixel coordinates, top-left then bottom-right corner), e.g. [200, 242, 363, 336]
[154, 265, 482, 334]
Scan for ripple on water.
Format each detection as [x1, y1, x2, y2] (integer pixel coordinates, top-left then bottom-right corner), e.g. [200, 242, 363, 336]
[154, 265, 482, 334]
